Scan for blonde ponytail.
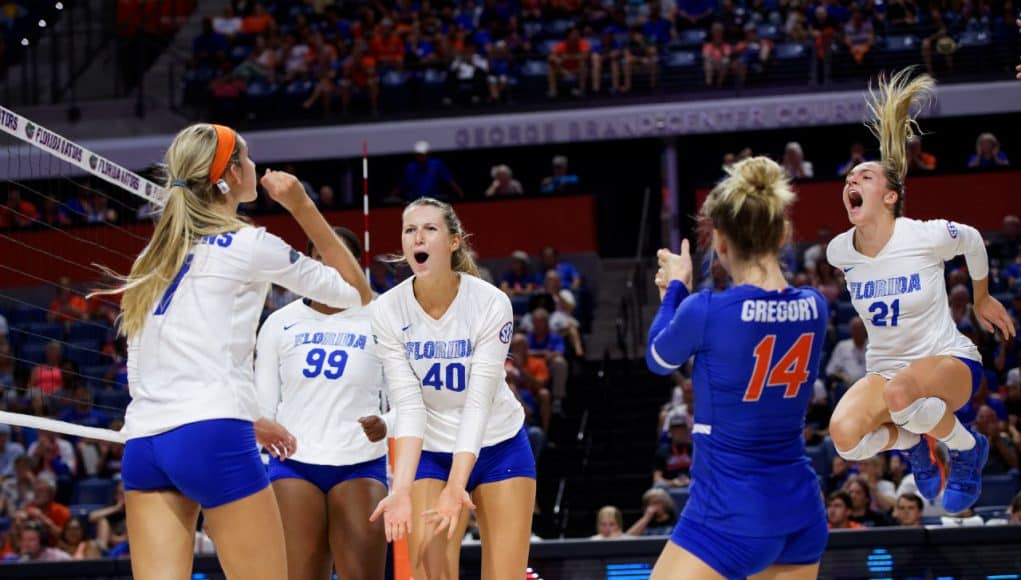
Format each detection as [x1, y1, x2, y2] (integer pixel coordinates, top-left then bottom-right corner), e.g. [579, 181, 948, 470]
[92, 124, 249, 337]
[865, 67, 935, 217]
[701, 156, 795, 259]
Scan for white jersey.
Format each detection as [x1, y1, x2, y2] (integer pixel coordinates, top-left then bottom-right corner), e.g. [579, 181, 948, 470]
[255, 299, 387, 466]
[371, 274, 524, 456]
[827, 217, 986, 378]
[124, 226, 361, 439]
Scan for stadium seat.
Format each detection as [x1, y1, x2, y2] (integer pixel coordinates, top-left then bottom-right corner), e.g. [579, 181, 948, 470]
[976, 473, 1021, 508]
[974, 505, 1008, 521]
[806, 444, 831, 478]
[68, 321, 111, 343]
[669, 487, 690, 513]
[664, 50, 697, 68]
[10, 306, 47, 326]
[956, 29, 992, 47]
[774, 42, 808, 60]
[94, 389, 131, 412]
[73, 478, 117, 506]
[882, 35, 919, 52]
[835, 301, 857, 324]
[24, 321, 63, 342]
[0, 517, 9, 534]
[66, 339, 103, 367]
[68, 503, 106, 522]
[676, 29, 706, 48]
[757, 24, 780, 40]
[19, 340, 50, 364]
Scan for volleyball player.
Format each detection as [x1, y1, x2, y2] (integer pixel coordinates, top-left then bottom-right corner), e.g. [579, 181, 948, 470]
[96, 124, 372, 579]
[369, 198, 535, 579]
[255, 226, 387, 580]
[826, 69, 1015, 514]
[647, 157, 829, 579]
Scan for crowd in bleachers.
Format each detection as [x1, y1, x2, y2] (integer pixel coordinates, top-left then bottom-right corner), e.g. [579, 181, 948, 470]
[187, 0, 1018, 121]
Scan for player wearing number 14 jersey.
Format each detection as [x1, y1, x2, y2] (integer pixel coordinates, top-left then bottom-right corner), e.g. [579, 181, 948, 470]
[646, 157, 829, 580]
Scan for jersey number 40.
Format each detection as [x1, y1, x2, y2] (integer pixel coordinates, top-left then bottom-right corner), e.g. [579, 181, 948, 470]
[743, 333, 815, 402]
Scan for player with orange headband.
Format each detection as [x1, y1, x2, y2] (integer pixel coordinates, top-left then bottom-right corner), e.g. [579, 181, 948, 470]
[93, 124, 372, 579]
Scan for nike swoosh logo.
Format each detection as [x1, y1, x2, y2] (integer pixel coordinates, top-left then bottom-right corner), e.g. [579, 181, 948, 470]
[401, 324, 412, 332]
[283, 323, 298, 330]
[842, 267, 854, 273]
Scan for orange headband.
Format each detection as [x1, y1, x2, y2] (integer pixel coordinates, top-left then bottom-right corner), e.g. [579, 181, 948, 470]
[209, 124, 237, 184]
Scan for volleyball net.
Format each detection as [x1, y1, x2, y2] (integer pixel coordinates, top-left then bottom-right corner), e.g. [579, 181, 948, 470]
[0, 104, 166, 446]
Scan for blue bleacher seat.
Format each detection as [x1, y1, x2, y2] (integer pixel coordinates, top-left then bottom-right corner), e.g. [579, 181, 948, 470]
[10, 306, 47, 326]
[669, 487, 690, 513]
[20, 341, 50, 364]
[806, 445, 831, 478]
[976, 473, 1021, 508]
[882, 35, 918, 52]
[973, 505, 1008, 520]
[835, 301, 857, 324]
[0, 517, 9, 534]
[521, 60, 548, 77]
[664, 50, 697, 68]
[757, 24, 780, 40]
[921, 515, 943, 526]
[73, 478, 117, 506]
[775, 42, 808, 60]
[94, 389, 131, 415]
[66, 339, 102, 367]
[68, 321, 111, 343]
[956, 29, 992, 47]
[23, 321, 63, 342]
[836, 323, 850, 341]
[68, 503, 106, 521]
[677, 29, 706, 48]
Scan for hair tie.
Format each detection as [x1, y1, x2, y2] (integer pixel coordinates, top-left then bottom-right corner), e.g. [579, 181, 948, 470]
[171, 179, 188, 188]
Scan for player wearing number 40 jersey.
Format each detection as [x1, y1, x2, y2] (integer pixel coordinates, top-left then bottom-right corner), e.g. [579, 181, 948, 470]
[369, 198, 535, 580]
[255, 227, 389, 580]
[825, 69, 1015, 518]
[646, 157, 829, 580]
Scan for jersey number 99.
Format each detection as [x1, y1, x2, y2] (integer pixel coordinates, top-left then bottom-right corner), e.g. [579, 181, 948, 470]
[303, 348, 349, 379]
[743, 333, 815, 402]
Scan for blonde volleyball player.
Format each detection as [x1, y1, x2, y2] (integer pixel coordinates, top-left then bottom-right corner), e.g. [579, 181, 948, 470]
[255, 226, 388, 580]
[369, 198, 536, 579]
[96, 124, 372, 580]
[827, 70, 1015, 514]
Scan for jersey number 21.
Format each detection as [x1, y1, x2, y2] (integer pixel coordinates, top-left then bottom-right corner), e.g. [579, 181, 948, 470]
[743, 333, 815, 402]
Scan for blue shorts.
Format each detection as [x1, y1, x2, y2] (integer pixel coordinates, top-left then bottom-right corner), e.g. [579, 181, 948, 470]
[954, 356, 984, 396]
[122, 419, 268, 509]
[416, 426, 536, 493]
[268, 456, 388, 494]
[670, 514, 828, 579]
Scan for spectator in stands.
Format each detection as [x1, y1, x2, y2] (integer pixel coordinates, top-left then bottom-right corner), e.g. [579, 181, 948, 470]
[234, 34, 277, 83]
[622, 26, 658, 93]
[340, 40, 380, 116]
[547, 27, 591, 98]
[802, 227, 832, 272]
[17, 521, 71, 562]
[989, 215, 1021, 269]
[59, 518, 102, 560]
[885, 0, 918, 34]
[240, 3, 274, 36]
[844, 475, 892, 527]
[843, 6, 875, 73]
[906, 136, 937, 172]
[920, 8, 955, 78]
[701, 22, 732, 87]
[974, 404, 1019, 473]
[58, 384, 111, 431]
[781, 141, 814, 179]
[22, 475, 70, 545]
[0, 455, 35, 517]
[507, 332, 553, 432]
[837, 142, 872, 176]
[469, 250, 495, 286]
[857, 456, 897, 511]
[658, 373, 694, 436]
[39, 198, 72, 227]
[893, 493, 924, 527]
[212, 5, 242, 38]
[89, 481, 127, 552]
[30, 342, 64, 395]
[827, 491, 864, 529]
[539, 245, 582, 290]
[0, 187, 39, 229]
[827, 316, 868, 388]
[939, 507, 986, 526]
[28, 431, 76, 484]
[949, 284, 973, 327]
[0, 516, 24, 560]
[626, 488, 678, 536]
[528, 308, 570, 413]
[371, 18, 405, 71]
[1009, 491, 1021, 524]
[48, 277, 88, 323]
[501, 250, 539, 296]
[653, 411, 693, 488]
[369, 257, 396, 295]
[590, 29, 621, 95]
[540, 155, 580, 194]
[968, 133, 1010, 169]
[551, 289, 585, 357]
[485, 164, 523, 196]
[395, 141, 464, 201]
[0, 424, 25, 478]
[487, 40, 512, 103]
[732, 24, 773, 87]
[591, 505, 625, 539]
[446, 39, 489, 105]
[193, 18, 228, 68]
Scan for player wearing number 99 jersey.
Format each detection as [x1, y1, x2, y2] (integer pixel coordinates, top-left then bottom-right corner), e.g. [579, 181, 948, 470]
[255, 227, 388, 580]
[646, 157, 829, 580]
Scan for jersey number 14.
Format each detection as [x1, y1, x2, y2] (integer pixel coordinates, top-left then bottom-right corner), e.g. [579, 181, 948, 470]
[743, 333, 814, 402]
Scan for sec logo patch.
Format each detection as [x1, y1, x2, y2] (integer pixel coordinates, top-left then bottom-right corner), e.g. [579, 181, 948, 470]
[499, 321, 513, 344]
